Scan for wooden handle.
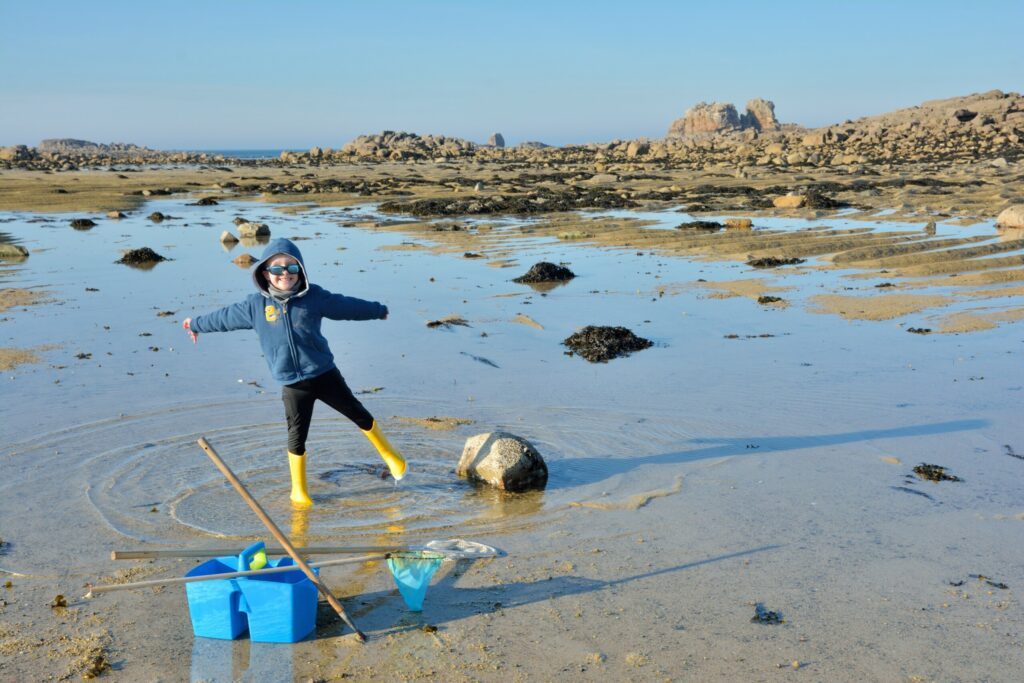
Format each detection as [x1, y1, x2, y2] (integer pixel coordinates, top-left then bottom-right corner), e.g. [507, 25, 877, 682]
[112, 545, 406, 561]
[197, 437, 365, 642]
[87, 554, 387, 597]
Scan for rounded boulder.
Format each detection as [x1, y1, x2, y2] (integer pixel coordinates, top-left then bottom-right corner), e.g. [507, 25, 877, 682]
[457, 432, 548, 492]
[995, 205, 1024, 229]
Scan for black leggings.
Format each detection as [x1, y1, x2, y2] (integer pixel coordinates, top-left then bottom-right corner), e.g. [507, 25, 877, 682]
[281, 367, 374, 454]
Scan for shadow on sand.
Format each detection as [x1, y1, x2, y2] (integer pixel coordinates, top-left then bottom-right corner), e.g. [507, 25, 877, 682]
[549, 418, 986, 490]
[333, 543, 781, 638]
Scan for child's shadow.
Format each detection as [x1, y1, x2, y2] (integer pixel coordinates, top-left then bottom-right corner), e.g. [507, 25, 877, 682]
[549, 418, 986, 490]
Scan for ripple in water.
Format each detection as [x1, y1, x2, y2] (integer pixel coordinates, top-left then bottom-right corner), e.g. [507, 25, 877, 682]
[3, 395, 715, 572]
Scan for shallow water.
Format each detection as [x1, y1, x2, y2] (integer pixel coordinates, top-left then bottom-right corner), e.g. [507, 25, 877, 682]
[0, 201, 1019, 548]
[2, 199, 1021, 565]
[3, 198, 1024, 679]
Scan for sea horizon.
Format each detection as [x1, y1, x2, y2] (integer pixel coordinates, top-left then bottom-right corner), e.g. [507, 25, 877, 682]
[186, 148, 284, 159]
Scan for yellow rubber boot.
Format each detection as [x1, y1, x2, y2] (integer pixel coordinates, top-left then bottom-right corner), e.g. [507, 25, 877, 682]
[363, 421, 407, 481]
[288, 451, 314, 509]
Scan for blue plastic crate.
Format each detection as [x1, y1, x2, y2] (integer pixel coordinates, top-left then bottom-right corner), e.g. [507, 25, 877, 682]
[185, 542, 319, 643]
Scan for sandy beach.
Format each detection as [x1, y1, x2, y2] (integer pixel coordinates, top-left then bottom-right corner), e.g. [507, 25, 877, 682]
[1, 148, 1022, 682]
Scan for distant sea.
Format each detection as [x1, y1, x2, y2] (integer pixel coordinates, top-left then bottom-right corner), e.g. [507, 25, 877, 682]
[189, 149, 284, 159]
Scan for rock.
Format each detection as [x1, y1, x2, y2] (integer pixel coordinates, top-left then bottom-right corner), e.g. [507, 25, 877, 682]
[220, 231, 239, 244]
[583, 173, 619, 185]
[195, 197, 219, 206]
[773, 194, 805, 208]
[488, 133, 505, 148]
[668, 98, 780, 137]
[148, 212, 166, 222]
[724, 218, 753, 229]
[562, 325, 653, 363]
[0, 145, 31, 161]
[668, 102, 741, 137]
[237, 222, 271, 237]
[626, 139, 650, 158]
[0, 244, 29, 258]
[70, 218, 97, 229]
[742, 98, 780, 131]
[233, 253, 257, 267]
[995, 205, 1024, 229]
[512, 261, 576, 283]
[457, 432, 548, 491]
[106, 210, 125, 219]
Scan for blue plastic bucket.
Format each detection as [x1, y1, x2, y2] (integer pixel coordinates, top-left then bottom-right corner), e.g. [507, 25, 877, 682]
[185, 542, 319, 643]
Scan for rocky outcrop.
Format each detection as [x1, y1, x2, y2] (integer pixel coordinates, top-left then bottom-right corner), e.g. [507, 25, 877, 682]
[457, 432, 548, 491]
[668, 102, 742, 137]
[3, 91, 1020, 175]
[667, 99, 779, 137]
[38, 138, 156, 156]
[338, 131, 477, 161]
[0, 145, 31, 161]
[488, 133, 505, 148]
[741, 98, 780, 132]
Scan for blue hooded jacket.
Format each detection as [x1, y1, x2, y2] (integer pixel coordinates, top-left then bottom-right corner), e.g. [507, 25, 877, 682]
[190, 238, 388, 384]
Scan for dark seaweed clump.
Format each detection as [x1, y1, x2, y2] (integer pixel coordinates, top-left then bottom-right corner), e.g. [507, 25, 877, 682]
[757, 295, 783, 304]
[747, 256, 805, 268]
[751, 603, 784, 625]
[117, 247, 168, 265]
[70, 218, 96, 229]
[802, 188, 846, 209]
[378, 188, 636, 217]
[563, 326, 653, 363]
[913, 463, 961, 482]
[513, 261, 576, 283]
[675, 220, 724, 231]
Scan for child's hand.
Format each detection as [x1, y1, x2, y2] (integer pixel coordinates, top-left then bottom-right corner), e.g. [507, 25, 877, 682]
[182, 318, 198, 345]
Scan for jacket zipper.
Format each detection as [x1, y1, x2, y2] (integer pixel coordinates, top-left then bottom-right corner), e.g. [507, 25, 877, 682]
[281, 302, 303, 380]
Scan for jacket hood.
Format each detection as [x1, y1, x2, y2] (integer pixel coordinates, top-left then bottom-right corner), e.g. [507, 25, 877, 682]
[252, 238, 310, 298]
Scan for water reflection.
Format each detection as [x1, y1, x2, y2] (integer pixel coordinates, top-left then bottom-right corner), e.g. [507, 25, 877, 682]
[997, 226, 1024, 243]
[515, 279, 571, 294]
[462, 485, 545, 519]
[290, 508, 309, 547]
[239, 235, 270, 248]
[190, 637, 294, 682]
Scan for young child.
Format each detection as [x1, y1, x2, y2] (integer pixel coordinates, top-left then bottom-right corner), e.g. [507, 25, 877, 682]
[183, 237, 406, 509]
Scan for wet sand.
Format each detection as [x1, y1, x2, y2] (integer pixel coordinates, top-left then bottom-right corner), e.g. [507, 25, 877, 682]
[1, 168, 1023, 681]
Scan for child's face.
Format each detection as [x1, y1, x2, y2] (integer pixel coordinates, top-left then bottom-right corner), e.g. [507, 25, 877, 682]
[263, 254, 300, 289]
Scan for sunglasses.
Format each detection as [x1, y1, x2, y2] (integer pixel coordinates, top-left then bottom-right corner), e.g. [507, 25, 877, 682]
[266, 264, 301, 276]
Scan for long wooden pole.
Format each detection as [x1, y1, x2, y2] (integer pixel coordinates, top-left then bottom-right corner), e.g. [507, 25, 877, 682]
[197, 437, 366, 642]
[86, 554, 387, 597]
[112, 545, 406, 560]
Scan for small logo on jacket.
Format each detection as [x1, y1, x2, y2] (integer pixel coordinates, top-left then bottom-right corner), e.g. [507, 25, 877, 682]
[264, 305, 278, 322]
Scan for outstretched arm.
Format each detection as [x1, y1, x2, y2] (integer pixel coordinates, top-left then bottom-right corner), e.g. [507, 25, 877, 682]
[321, 291, 388, 321]
[185, 300, 256, 342]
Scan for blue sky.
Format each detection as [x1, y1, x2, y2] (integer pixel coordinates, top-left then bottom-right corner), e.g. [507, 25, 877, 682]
[1, 1, 1020, 149]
